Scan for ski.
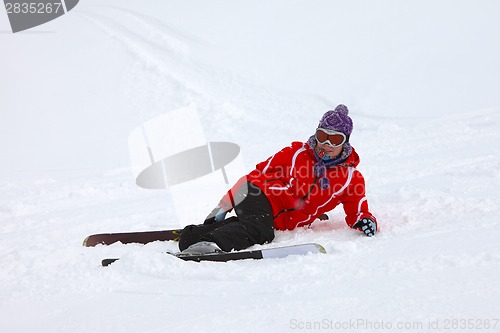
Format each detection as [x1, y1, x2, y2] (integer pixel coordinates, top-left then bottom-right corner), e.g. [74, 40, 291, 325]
[101, 243, 326, 266]
[83, 229, 182, 247]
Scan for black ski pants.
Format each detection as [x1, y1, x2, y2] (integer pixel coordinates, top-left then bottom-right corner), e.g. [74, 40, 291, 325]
[178, 182, 275, 252]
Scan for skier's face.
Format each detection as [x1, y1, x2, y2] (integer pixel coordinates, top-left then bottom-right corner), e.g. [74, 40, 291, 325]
[317, 142, 343, 158]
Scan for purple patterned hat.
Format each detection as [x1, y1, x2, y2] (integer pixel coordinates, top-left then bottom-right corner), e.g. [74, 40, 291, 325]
[318, 104, 353, 136]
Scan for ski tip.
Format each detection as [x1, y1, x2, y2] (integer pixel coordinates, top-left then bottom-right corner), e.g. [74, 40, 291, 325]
[314, 243, 327, 254]
[83, 235, 102, 247]
[101, 258, 119, 267]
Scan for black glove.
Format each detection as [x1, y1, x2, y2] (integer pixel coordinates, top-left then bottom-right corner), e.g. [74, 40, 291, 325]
[203, 205, 228, 225]
[352, 218, 377, 237]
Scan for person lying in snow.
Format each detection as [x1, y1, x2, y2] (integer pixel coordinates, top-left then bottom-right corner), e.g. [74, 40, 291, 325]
[179, 104, 377, 253]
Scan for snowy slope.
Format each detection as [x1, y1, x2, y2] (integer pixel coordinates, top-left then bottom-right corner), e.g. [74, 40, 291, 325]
[1, 1, 500, 333]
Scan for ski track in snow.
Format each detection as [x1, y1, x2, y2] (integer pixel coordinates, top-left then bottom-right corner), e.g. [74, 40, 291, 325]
[1, 2, 500, 333]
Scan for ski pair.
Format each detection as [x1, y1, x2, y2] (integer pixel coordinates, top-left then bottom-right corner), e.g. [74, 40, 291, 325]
[84, 229, 327, 266]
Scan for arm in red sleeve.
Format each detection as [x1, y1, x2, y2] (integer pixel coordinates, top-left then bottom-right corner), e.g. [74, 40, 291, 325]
[341, 170, 377, 230]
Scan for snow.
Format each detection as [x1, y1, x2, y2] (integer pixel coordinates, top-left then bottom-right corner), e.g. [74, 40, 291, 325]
[1, 1, 500, 332]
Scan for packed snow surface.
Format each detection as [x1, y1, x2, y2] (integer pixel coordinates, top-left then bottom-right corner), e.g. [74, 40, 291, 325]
[1, 1, 500, 332]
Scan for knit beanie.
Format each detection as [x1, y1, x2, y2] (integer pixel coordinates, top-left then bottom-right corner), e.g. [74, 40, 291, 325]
[317, 104, 353, 137]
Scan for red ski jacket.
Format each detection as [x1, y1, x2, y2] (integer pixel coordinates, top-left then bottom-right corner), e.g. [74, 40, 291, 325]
[219, 142, 376, 231]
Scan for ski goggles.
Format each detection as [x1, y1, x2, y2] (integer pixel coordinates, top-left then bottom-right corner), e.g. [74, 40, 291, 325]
[315, 128, 347, 147]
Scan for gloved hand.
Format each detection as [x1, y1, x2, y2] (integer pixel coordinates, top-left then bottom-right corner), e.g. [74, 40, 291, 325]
[352, 218, 377, 237]
[204, 205, 228, 225]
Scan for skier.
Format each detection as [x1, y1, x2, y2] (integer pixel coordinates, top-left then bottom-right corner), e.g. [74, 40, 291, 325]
[179, 104, 377, 253]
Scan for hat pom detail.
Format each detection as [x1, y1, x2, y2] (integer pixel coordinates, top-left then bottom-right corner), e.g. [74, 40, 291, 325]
[313, 162, 326, 178]
[319, 177, 330, 190]
[313, 160, 331, 190]
[334, 104, 349, 115]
